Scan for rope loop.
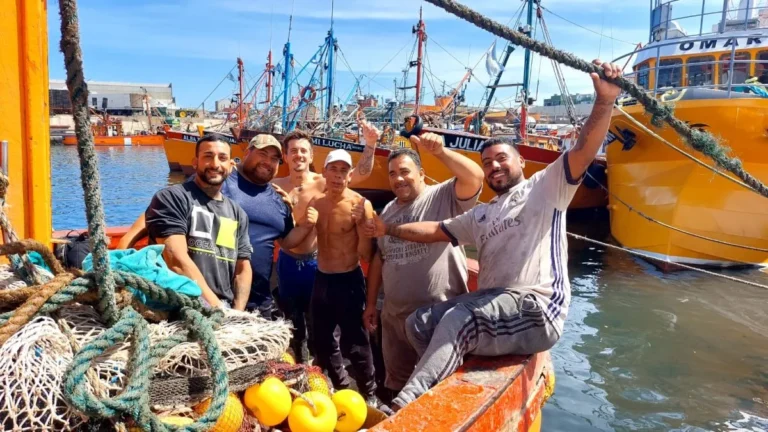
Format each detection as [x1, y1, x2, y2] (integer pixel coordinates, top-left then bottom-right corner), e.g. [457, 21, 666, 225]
[64, 307, 152, 418]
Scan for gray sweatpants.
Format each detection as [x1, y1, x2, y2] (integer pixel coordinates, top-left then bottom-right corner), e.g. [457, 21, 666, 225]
[392, 288, 560, 407]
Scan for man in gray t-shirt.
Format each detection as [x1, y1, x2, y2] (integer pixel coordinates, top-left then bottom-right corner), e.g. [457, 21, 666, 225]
[361, 134, 483, 396]
[361, 59, 623, 409]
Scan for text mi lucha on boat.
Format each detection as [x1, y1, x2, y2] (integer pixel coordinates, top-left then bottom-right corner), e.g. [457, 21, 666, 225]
[605, 0, 768, 268]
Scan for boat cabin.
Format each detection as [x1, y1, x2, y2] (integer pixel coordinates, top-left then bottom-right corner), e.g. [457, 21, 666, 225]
[617, 0, 768, 95]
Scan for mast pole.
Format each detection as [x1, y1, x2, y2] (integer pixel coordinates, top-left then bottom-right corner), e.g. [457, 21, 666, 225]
[519, 0, 534, 139]
[237, 57, 245, 129]
[282, 15, 293, 132]
[265, 51, 272, 104]
[414, 7, 426, 114]
[326, 1, 336, 124]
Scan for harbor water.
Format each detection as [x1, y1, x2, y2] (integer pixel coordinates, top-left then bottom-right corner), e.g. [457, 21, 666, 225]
[52, 146, 768, 431]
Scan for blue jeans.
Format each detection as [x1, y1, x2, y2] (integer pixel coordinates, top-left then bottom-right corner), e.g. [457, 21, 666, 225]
[277, 249, 318, 362]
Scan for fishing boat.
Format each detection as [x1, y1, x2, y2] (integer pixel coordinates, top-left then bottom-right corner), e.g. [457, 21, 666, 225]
[3, 3, 555, 429]
[62, 98, 164, 146]
[605, 0, 768, 267]
[173, 5, 607, 211]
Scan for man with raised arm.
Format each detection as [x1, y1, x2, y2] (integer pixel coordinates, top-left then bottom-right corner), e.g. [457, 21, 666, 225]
[307, 148, 389, 411]
[357, 133, 483, 400]
[272, 124, 377, 363]
[361, 59, 622, 409]
[144, 134, 252, 310]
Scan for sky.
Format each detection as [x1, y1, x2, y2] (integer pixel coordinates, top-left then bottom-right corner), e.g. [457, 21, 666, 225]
[46, 0, 745, 111]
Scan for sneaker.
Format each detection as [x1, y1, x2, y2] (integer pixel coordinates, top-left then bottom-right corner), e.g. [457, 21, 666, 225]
[366, 395, 394, 416]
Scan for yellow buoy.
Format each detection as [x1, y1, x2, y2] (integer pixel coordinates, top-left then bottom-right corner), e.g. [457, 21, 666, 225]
[193, 393, 244, 432]
[307, 371, 330, 397]
[243, 376, 292, 426]
[332, 389, 368, 432]
[288, 391, 337, 432]
[282, 352, 296, 365]
[127, 415, 193, 431]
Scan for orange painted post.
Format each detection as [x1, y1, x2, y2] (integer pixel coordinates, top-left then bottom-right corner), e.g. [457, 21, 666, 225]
[0, 0, 53, 244]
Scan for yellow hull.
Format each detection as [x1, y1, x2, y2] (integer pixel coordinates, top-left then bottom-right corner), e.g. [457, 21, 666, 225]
[606, 98, 768, 267]
[0, 0, 52, 244]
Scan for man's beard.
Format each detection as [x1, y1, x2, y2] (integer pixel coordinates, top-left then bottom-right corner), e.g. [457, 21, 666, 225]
[198, 167, 227, 186]
[487, 168, 516, 193]
[244, 163, 275, 184]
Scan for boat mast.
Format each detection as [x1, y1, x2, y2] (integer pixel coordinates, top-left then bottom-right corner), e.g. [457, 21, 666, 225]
[265, 51, 273, 104]
[326, 0, 336, 124]
[282, 15, 294, 131]
[519, 0, 535, 139]
[414, 7, 426, 114]
[237, 57, 245, 129]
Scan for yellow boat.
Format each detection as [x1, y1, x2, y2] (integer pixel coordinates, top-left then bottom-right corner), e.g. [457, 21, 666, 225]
[605, 0, 768, 268]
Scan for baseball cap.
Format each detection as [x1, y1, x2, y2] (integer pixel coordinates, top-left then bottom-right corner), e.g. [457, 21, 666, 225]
[324, 149, 353, 168]
[248, 134, 282, 156]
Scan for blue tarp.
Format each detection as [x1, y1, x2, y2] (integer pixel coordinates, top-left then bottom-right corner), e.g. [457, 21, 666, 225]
[82, 245, 201, 310]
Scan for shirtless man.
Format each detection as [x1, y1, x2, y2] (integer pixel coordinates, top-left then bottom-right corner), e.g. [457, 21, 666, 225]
[307, 148, 388, 411]
[272, 126, 377, 363]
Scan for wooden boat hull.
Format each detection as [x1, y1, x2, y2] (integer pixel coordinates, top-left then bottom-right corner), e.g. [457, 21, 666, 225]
[54, 225, 554, 432]
[63, 134, 164, 146]
[606, 97, 768, 267]
[164, 127, 606, 210]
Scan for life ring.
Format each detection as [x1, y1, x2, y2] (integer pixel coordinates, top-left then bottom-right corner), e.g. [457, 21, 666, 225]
[300, 86, 317, 103]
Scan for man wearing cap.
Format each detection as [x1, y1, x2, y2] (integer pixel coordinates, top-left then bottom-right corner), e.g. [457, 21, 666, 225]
[272, 124, 378, 364]
[222, 134, 318, 315]
[307, 148, 387, 411]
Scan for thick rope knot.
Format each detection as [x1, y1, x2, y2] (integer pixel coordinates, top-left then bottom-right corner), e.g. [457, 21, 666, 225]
[648, 104, 674, 128]
[63, 306, 229, 432]
[0, 172, 9, 201]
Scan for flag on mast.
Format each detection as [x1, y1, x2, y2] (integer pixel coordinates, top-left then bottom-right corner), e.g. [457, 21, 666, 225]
[485, 40, 505, 77]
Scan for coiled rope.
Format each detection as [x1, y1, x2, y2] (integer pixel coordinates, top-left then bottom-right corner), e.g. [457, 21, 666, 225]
[421, 0, 768, 199]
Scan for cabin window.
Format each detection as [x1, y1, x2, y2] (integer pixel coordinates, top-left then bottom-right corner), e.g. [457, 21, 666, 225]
[756, 51, 768, 81]
[91, 97, 97, 107]
[635, 62, 650, 89]
[719, 52, 750, 85]
[656, 58, 682, 89]
[685, 56, 715, 87]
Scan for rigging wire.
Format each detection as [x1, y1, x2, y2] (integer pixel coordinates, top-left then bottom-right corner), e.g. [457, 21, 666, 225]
[539, 5, 637, 46]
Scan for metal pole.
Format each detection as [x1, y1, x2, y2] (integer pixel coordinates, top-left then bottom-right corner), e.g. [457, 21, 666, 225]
[699, 0, 706, 36]
[282, 41, 292, 131]
[326, 30, 335, 124]
[653, 45, 661, 96]
[727, 41, 736, 97]
[1, 141, 8, 176]
[720, 0, 729, 33]
[414, 7, 425, 114]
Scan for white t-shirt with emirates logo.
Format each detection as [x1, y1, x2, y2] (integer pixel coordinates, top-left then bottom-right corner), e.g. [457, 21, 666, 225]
[440, 152, 582, 335]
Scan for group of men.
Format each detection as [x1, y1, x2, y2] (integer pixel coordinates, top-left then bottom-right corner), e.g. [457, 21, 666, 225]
[119, 59, 622, 413]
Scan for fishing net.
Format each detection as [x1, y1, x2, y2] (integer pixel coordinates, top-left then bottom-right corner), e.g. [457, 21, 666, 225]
[0, 266, 293, 431]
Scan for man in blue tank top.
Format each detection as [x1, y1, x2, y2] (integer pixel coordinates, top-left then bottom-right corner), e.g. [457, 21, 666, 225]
[222, 134, 318, 317]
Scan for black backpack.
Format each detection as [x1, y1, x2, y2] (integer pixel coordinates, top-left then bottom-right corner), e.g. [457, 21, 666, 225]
[54, 231, 93, 269]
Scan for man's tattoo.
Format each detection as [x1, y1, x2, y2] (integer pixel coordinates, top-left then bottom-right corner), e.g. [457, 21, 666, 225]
[572, 102, 613, 151]
[358, 144, 375, 176]
[385, 223, 402, 238]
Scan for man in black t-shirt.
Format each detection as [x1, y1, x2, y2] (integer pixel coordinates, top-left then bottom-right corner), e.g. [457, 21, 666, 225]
[145, 134, 253, 309]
